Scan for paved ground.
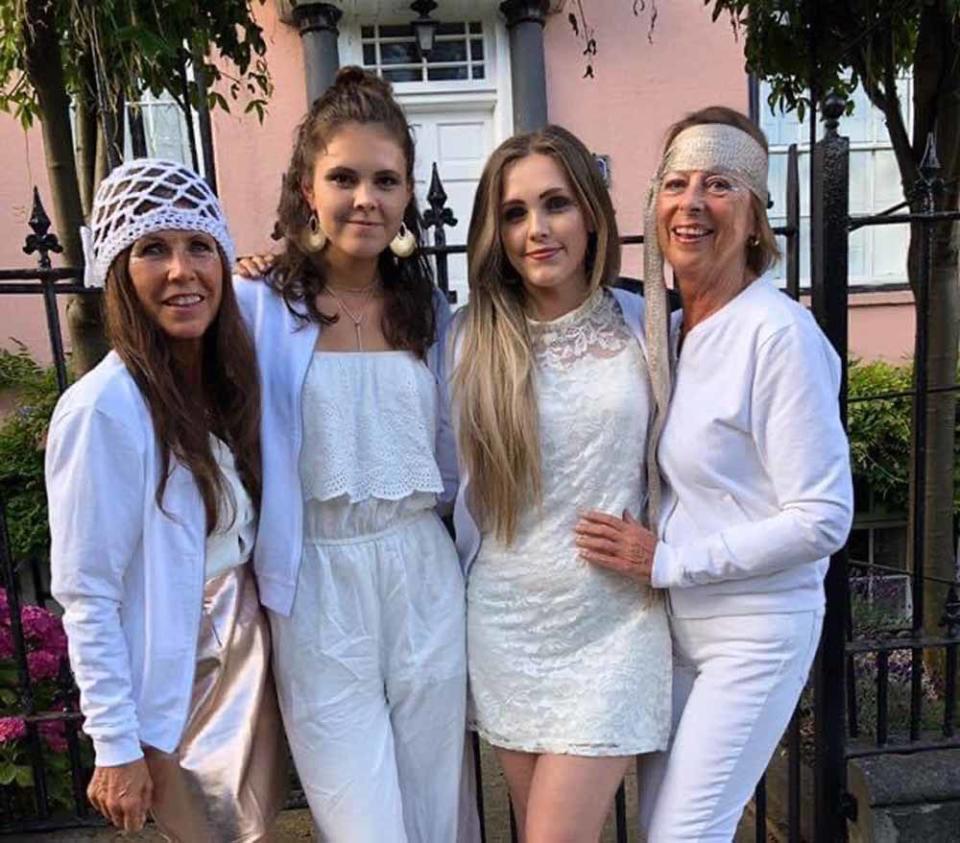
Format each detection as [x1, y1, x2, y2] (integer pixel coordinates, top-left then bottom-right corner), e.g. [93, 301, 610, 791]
[20, 742, 769, 842]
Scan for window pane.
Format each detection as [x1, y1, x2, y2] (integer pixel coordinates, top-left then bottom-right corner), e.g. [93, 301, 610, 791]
[469, 21, 482, 33]
[381, 41, 420, 64]
[429, 39, 467, 63]
[437, 22, 466, 35]
[427, 65, 469, 81]
[384, 67, 423, 83]
[472, 64, 485, 80]
[361, 26, 374, 38]
[362, 44, 377, 66]
[379, 24, 413, 38]
[470, 39, 484, 61]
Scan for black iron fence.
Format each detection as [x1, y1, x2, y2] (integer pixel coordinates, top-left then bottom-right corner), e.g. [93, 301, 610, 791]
[1, 96, 957, 840]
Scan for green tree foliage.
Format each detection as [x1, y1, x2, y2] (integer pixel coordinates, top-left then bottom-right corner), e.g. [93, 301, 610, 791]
[0, 0, 272, 131]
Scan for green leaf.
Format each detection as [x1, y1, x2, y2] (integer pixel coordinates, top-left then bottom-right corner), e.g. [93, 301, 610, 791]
[0, 762, 19, 786]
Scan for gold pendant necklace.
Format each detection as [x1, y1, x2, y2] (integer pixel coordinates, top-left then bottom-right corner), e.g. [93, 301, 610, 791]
[326, 284, 376, 350]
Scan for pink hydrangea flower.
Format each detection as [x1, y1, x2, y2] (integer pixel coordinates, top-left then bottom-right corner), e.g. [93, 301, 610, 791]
[20, 605, 64, 644]
[39, 720, 68, 754]
[27, 650, 61, 682]
[0, 716, 26, 744]
[0, 626, 13, 660]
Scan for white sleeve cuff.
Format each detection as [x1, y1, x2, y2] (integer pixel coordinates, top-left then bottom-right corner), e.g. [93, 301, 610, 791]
[93, 733, 144, 768]
[651, 542, 681, 589]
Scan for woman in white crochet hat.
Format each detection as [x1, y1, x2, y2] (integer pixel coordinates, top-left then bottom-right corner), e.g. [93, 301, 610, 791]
[575, 107, 854, 840]
[46, 159, 286, 840]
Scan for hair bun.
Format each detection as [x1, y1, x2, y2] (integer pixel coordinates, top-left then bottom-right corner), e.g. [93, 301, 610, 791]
[333, 65, 394, 97]
[334, 66, 367, 86]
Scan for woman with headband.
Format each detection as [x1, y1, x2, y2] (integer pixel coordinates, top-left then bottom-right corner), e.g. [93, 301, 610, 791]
[575, 107, 853, 840]
[47, 159, 286, 839]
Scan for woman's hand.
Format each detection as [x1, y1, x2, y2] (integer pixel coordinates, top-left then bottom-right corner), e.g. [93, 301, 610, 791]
[235, 253, 276, 278]
[87, 758, 153, 831]
[575, 510, 657, 583]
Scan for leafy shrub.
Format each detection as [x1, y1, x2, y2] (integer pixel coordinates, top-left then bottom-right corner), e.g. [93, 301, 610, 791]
[0, 343, 63, 563]
[847, 358, 960, 517]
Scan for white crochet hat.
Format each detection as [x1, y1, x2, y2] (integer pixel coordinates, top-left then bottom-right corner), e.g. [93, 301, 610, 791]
[80, 158, 235, 288]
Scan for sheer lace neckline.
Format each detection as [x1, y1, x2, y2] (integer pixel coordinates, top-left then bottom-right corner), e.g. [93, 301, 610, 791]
[526, 287, 603, 331]
[526, 288, 632, 369]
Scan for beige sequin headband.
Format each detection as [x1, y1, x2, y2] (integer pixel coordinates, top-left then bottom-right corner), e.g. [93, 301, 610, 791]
[642, 123, 770, 531]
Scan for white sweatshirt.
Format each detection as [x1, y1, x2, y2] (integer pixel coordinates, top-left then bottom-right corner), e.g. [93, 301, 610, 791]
[652, 275, 854, 618]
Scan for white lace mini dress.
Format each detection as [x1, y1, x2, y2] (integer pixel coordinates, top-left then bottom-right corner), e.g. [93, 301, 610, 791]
[467, 288, 672, 755]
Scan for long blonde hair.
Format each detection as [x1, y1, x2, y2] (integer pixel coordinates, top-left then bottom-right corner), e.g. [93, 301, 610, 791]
[453, 125, 620, 544]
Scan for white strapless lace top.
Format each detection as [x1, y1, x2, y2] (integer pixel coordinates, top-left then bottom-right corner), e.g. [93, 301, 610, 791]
[299, 351, 444, 506]
[467, 288, 672, 755]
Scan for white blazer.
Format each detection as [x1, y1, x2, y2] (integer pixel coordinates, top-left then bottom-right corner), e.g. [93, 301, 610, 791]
[47, 352, 207, 767]
[233, 276, 457, 616]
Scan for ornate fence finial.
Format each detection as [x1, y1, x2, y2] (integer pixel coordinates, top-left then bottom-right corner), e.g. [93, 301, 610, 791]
[422, 163, 457, 231]
[920, 132, 942, 182]
[23, 188, 63, 270]
[822, 92, 845, 136]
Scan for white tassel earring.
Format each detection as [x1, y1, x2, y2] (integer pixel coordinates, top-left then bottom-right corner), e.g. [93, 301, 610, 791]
[389, 222, 417, 258]
[302, 211, 327, 253]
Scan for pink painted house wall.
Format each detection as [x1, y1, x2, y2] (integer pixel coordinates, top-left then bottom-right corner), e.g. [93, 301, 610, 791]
[0, 0, 917, 364]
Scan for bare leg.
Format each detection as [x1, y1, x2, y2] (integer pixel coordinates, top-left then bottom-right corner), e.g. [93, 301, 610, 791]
[495, 747, 539, 843]
[525, 754, 632, 843]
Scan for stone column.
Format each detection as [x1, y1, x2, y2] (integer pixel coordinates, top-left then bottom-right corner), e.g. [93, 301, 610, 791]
[292, 2, 343, 105]
[499, 0, 549, 133]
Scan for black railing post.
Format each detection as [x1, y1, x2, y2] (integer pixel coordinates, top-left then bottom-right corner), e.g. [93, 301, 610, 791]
[908, 136, 941, 743]
[811, 91, 852, 843]
[23, 189, 69, 393]
[942, 584, 959, 737]
[421, 163, 458, 304]
[785, 143, 800, 301]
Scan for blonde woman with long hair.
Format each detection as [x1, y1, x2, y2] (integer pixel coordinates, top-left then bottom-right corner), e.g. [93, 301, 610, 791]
[449, 125, 671, 842]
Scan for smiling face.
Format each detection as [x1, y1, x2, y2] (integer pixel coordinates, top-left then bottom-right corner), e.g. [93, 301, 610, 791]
[127, 229, 223, 358]
[656, 169, 756, 286]
[302, 121, 413, 264]
[499, 153, 592, 303]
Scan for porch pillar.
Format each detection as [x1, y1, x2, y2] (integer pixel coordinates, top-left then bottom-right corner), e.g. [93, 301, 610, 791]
[293, 2, 343, 105]
[499, 0, 549, 133]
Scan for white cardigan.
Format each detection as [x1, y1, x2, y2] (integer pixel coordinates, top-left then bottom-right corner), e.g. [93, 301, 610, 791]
[652, 275, 854, 617]
[449, 287, 647, 576]
[48, 353, 206, 767]
[233, 276, 456, 616]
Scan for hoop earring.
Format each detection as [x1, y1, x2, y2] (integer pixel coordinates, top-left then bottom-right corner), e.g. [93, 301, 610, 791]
[302, 211, 327, 253]
[389, 222, 417, 258]
[748, 234, 760, 248]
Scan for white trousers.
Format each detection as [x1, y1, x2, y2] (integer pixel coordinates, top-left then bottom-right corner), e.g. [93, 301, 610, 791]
[637, 609, 823, 842]
[270, 510, 467, 843]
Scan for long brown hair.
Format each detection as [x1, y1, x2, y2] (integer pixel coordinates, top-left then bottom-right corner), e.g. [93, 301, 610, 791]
[271, 65, 436, 357]
[105, 250, 261, 533]
[453, 125, 620, 544]
[662, 106, 780, 275]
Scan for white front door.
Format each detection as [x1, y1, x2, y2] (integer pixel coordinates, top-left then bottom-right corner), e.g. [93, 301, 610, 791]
[406, 103, 495, 305]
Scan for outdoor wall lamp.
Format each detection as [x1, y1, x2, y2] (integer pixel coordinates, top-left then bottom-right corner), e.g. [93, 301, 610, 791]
[410, 0, 439, 59]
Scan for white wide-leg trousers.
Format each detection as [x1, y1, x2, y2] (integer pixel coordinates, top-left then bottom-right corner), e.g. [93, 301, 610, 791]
[270, 510, 467, 843]
[637, 609, 823, 842]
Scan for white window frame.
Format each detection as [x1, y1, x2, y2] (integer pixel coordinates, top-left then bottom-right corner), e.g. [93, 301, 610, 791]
[338, 12, 513, 145]
[761, 76, 913, 288]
